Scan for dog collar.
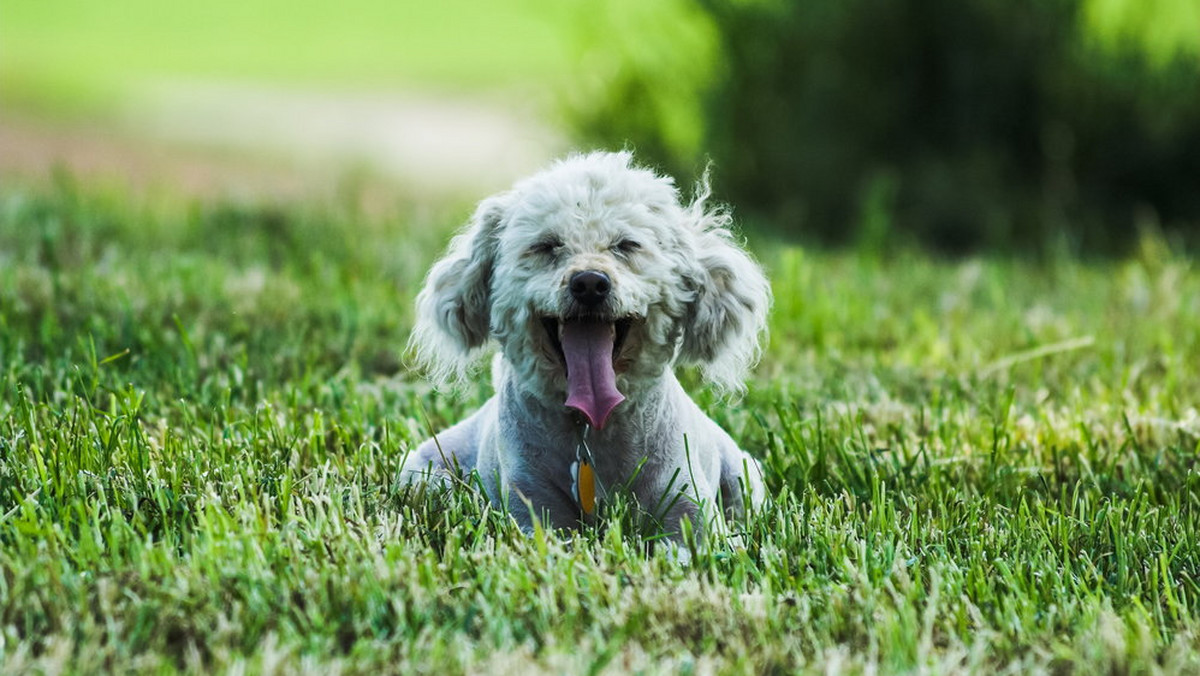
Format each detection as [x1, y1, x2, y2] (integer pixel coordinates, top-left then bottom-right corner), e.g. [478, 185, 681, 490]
[570, 423, 605, 519]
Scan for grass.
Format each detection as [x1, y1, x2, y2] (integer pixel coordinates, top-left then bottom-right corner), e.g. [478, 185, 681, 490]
[1, 178, 1199, 673]
[1, 0, 571, 108]
[0, 0, 710, 119]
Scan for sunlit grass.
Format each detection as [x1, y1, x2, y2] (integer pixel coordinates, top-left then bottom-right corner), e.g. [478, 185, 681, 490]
[0, 0, 587, 114]
[1, 182, 1198, 672]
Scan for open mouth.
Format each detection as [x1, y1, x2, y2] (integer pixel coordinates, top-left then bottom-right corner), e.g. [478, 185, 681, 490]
[541, 316, 633, 366]
[540, 315, 634, 429]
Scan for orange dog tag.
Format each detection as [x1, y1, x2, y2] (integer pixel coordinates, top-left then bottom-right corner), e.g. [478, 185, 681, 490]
[576, 458, 596, 516]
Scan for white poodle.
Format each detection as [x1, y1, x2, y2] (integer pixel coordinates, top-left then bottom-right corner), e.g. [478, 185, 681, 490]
[403, 151, 770, 540]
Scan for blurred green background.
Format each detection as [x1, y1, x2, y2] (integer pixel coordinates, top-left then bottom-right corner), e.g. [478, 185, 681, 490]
[2, 0, 1198, 252]
[2, 0, 579, 107]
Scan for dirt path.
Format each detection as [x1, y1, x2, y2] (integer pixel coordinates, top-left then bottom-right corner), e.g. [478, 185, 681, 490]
[0, 83, 564, 204]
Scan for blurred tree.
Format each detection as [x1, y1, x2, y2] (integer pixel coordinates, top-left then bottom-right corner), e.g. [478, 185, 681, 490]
[568, 0, 1200, 253]
[1084, 0, 1200, 66]
[560, 0, 717, 175]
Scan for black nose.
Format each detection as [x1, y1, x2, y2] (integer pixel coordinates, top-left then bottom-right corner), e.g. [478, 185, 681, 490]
[569, 270, 611, 307]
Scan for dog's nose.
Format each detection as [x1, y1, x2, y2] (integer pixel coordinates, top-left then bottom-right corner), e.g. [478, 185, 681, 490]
[569, 270, 611, 307]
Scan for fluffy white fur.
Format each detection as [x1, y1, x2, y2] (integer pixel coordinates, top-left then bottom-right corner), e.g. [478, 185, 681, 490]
[403, 151, 770, 538]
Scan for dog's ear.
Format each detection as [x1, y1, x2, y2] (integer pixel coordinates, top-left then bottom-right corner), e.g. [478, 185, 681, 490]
[410, 194, 508, 384]
[676, 187, 771, 392]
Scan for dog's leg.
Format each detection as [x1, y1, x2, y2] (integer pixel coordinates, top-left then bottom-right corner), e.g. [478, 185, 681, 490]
[401, 398, 494, 483]
[490, 475, 582, 534]
[718, 449, 766, 521]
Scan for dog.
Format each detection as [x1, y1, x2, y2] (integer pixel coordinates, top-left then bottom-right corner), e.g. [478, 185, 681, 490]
[403, 151, 770, 541]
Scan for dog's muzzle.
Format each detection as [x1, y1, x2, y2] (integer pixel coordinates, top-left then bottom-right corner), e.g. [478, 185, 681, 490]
[540, 272, 634, 429]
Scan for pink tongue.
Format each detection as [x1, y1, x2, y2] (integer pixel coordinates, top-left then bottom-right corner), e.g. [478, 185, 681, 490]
[560, 320, 625, 429]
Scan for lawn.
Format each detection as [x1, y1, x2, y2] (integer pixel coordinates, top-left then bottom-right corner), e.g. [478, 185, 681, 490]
[0, 0, 561, 108]
[1, 181, 1198, 673]
[0, 0, 709, 118]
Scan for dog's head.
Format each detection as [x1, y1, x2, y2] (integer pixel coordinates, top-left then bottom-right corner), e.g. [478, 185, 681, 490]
[410, 151, 770, 427]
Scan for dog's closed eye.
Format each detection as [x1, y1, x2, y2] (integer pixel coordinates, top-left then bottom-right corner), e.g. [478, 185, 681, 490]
[611, 239, 642, 255]
[527, 237, 563, 257]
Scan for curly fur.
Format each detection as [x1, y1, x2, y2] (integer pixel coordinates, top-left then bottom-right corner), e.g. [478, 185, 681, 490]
[404, 151, 770, 539]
